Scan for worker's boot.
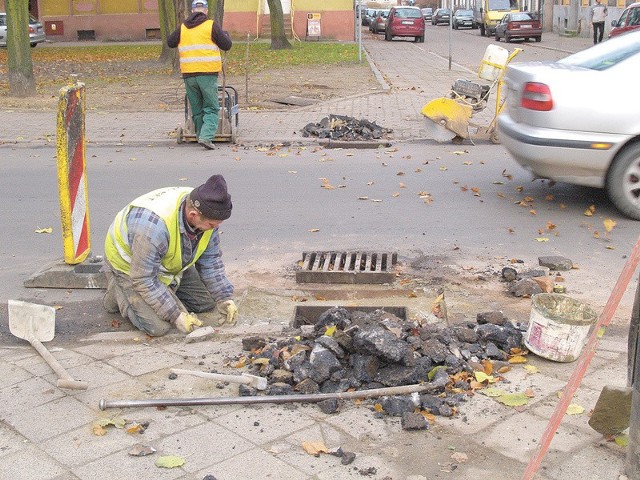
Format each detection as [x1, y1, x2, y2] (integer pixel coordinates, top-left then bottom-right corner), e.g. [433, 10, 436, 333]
[198, 139, 216, 150]
[103, 278, 119, 313]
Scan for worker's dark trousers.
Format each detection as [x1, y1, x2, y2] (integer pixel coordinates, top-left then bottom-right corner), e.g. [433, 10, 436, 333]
[593, 21, 605, 44]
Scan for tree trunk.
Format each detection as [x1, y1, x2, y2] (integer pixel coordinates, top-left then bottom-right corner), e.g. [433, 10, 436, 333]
[6, 0, 36, 97]
[157, 0, 177, 65]
[214, 0, 225, 29]
[266, 0, 292, 49]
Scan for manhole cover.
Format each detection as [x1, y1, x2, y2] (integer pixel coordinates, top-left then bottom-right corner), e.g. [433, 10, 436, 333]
[296, 251, 397, 284]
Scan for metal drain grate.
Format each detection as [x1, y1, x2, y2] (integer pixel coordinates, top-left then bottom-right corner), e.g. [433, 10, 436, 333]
[296, 251, 397, 284]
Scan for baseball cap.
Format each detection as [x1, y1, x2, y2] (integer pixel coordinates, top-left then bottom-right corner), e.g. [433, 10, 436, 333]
[192, 0, 208, 8]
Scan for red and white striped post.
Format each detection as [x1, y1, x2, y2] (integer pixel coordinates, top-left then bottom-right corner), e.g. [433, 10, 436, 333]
[56, 75, 91, 265]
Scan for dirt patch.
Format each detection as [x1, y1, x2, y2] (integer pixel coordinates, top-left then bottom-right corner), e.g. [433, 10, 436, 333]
[0, 61, 381, 113]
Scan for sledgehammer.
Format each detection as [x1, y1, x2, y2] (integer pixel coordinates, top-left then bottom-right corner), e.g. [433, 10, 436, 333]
[170, 368, 268, 390]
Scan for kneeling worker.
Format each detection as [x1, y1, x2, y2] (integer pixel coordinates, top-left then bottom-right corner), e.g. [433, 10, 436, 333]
[103, 174, 238, 336]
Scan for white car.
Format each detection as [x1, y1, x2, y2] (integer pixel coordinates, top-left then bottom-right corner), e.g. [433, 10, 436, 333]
[497, 31, 640, 219]
[0, 13, 47, 47]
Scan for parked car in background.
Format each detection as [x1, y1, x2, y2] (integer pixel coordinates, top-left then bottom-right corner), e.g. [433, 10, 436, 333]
[432, 8, 451, 25]
[453, 9, 476, 29]
[0, 12, 46, 47]
[494, 12, 541, 42]
[385, 6, 425, 42]
[421, 7, 433, 22]
[497, 31, 640, 220]
[371, 10, 390, 34]
[609, 2, 640, 38]
[362, 8, 379, 26]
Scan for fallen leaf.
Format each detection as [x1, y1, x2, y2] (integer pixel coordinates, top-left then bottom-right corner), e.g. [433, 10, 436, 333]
[420, 410, 436, 422]
[535, 237, 549, 242]
[566, 404, 585, 415]
[615, 434, 629, 447]
[594, 230, 600, 239]
[155, 455, 185, 468]
[35, 227, 53, 234]
[308, 228, 320, 233]
[474, 371, 496, 383]
[129, 444, 156, 456]
[529, 209, 537, 215]
[497, 366, 512, 374]
[373, 403, 385, 413]
[546, 221, 556, 230]
[497, 392, 529, 407]
[399, 182, 406, 188]
[481, 387, 506, 397]
[126, 423, 144, 434]
[302, 441, 329, 456]
[324, 325, 337, 337]
[481, 359, 494, 375]
[397, 171, 405, 176]
[524, 388, 535, 398]
[288, 170, 297, 174]
[523, 365, 539, 374]
[428, 365, 447, 381]
[453, 150, 466, 155]
[439, 166, 448, 171]
[392, 192, 400, 197]
[604, 218, 617, 233]
[251, 358, 270, 365]
[508, 355, 527, 364]
[92, 424, 107, 436]
[358, 196, 369, 200]
[584, 205, 596, 216]
[545, 194, 555, 201]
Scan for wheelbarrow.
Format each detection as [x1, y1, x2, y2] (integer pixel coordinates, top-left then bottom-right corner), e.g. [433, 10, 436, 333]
[422, 45, 522, 144]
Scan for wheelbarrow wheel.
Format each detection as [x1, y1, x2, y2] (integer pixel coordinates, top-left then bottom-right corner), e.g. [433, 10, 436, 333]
[176, 126, 184, 144]
[490, 131, 500, 144]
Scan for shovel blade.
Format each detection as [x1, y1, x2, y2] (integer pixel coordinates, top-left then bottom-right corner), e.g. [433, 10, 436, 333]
[8, 300, 55, 343]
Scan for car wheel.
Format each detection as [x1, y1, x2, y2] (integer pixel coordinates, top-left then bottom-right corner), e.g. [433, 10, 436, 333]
[30, 43, 37, 48]
[479, 24, 485, 35]
[606, 143, 640, 220]
[420, 35, 425, 43]
[495, 32, 500, 41]
[535, 36, 542, 42]
[505, 34, 511, 43]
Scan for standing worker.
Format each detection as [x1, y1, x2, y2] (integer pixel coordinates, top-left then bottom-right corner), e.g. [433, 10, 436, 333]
[168, 0, 232, 150]
[590, 0, 608, 44]
[102, 174, 238, 336]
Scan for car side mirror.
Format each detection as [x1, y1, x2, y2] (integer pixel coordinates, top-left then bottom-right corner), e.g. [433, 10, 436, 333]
[611, 19, 617, 26]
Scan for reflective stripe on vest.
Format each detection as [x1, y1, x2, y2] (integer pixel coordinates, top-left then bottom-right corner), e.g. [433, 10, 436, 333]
[104, 187, 214, 285]
[178, 20, 222, 74]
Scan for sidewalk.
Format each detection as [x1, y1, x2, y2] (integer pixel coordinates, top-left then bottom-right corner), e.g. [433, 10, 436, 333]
[0, 32, 629, 480]
[0, 32, 593, 146]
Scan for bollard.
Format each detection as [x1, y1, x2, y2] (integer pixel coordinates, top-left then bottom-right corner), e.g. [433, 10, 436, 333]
[56, 75, 91, 265]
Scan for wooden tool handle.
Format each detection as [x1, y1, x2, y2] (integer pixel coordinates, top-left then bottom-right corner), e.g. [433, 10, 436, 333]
[30, 337, 88, 390]
[170, 368, 250, 385]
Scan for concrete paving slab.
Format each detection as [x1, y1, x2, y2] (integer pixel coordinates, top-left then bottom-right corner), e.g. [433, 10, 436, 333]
[581, 358, 628, 391]
[315, 452, 401, 479]
[0, 423, 29, 459]
[445, 390, 514, 436]
[105, 346, 185, 376]
[0, 376, 66, 414]
[481, 411, 593, 462]
[0, 444, 67, 480]
[42, 424, 141, 468]
[14, 348, 94, 377]
[210, 403, 317, 445]
[152, 421, 255, 473]
[530, 385, 603, 434]
[544, 442, 625, 480]
[323, 405, 401, 444]
[72, 448, 185, 480]
[73, 341, 148, 360]
[7, 396, 96, 443]
[195, 446, 309, 480]
[0, 358, 37, 386]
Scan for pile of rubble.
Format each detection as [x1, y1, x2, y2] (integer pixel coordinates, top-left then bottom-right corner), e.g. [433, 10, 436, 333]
[301, 114, 393, 141]
[234, 307, 525, 426]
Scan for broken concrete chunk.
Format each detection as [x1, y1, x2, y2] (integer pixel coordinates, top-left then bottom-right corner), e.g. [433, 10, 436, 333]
[316, 336, 346, 359]
[242, 335, 267, 351]
[401, 412, 430, 430]
[476, 311, 507, 326]
[185, 326, 216, 343]
[538, 255, 573, 271]
[532, 275, 554, 293]
[379, 395, 419, 417]
[317, 398, 340, 414]
[238, 384, 257, 396]
[302, 114, 393, 141]
[421, 338, 448, 364]
[353, 327, 412, 364]
[309, 344, 342, 383]
[315, 307, 351, 333]
[341, 451, 357, 465]
[349, 354, 380, 383]
[270, 369, 294, 385]
[295, 378, 320, 394]
[510, 278, 543, 297]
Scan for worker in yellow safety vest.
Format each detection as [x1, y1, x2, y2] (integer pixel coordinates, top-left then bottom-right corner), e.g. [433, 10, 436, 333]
[103, 175, 238, 336]
[168, 0, 232, 150]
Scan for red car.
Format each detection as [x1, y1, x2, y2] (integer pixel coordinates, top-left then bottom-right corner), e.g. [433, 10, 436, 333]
[385, 6, 426, 42]
[494, 12, 542, 42]
[609, 2, 640, 38]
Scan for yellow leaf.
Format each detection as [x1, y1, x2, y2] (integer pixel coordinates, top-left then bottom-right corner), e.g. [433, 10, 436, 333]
[324, 325, 337, 337]
[481, 387, 506, 397]
[453, 151, 466, 155]
[497, 365, 511, 374]
[481, 359, 494, 375]
[603, 218, 617, 233]
[155, 455, 185, 468]
[92, 424, 107, 436]
[474, 371, 496, 383]
[615, 434, 629, 447]
[523, 365, 539, 374]
[593, 230, 600, 238]
[126, 423, 144, 434]
[497, 392, 529, 407]
[566, 404, 585, 415]
[35, 227, 53, 234]
[584, 205, 596, 216]
[373, 403, 385, 413]
[302, 441, 329, 456]
[535, 237, 549, 242]
[420, 411, 436, 423]
[439, 166, 448, 171]
[252, 358, 270, 365]
[508, 355, 527, 364]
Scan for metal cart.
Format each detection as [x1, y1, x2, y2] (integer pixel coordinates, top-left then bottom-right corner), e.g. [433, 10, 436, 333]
[176, 84, 239, 145]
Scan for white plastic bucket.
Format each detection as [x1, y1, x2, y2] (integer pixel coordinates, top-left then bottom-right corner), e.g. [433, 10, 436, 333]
[478, 44, 509, 81]
[524, 293, 597, 363]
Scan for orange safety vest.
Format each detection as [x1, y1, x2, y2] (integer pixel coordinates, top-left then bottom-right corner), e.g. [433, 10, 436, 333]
[178, 20, 222, 74]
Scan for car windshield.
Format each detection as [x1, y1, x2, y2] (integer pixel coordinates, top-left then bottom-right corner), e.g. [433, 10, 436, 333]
[395, 8, 422, 18]
[510, 12, 534, 21]
[457, 10, 473, 16]
[559, 31, 640, 70]
[422, 8, 432, 13]
[439, 9, 451, 14]
[487, 0, 518, 11]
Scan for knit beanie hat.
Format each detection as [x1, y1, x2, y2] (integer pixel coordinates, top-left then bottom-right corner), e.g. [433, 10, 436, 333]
[189, 174, 232, 220]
